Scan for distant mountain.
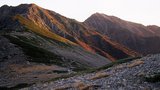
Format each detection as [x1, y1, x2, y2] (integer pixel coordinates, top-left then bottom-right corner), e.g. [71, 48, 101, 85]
[0, 4, 138, 61]
[0, 4, 157, 88]
[84, 13, 160, 55]
[0, 4, 111, 87]
[0, 4, 112, 70]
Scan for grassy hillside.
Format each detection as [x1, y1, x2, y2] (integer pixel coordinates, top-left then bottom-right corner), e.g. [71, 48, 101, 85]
[14, 15, 77, 45]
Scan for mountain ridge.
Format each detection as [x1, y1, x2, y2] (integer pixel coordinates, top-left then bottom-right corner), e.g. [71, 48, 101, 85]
[84, 12, 160, 55]
[0, 4, 139, 60]
[0, 3, 159, 89]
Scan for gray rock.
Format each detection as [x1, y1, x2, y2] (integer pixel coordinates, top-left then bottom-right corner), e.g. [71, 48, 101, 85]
[21, 54, 160, 90]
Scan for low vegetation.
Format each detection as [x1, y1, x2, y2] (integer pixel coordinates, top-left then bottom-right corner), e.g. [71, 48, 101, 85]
[89, 72, 109, 80]
[14, 15, 76, 45]
[145, 72, 160, 83]
[73, 82, 90, 90]
[3, 34, 88, 70]
[4, 35, 65, 65]
[97, 57, 141, 71]
[54, 81, 101, 90]
[77, 56, 141, 74]
[127, 60, 144, 68]
[0, 83, 32, 90]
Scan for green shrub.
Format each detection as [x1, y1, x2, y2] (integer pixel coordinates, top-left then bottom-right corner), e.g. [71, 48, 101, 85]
[0, 83, 32, 90]
[145, 73, 160, 83]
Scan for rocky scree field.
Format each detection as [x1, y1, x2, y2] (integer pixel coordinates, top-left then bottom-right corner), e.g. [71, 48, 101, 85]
[22, 54, 160, 90]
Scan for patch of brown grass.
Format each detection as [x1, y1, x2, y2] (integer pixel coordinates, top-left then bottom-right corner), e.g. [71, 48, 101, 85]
[127, 60, 144, 68]
[73, 82, 100, 90]
[73, 82, 87, 90]
[89, 72, 109, 80]
[54, 85, 71, 90]
[9, 64, 62, 74]
[14, 15, 77, 45]
[116, 64, 125, 69]
[54, 81, 101, 90]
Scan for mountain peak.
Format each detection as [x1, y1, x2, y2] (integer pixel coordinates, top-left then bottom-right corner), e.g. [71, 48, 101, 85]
[90, 12, 121, 21]
[0, 3, 38, 9]
[29, 3, 37, 6]
[18, 3, 37, 7]
[0, 3, 41, 15]
[1, 4, 9, 8]
[16, 3, 40, 9]
[93, 12, 102, 15]
[91, 12, 106, 17]
[0, 4, 11, 10]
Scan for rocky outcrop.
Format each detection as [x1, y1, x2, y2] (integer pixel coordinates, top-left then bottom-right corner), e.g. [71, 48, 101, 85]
[0, 36, 27, 68]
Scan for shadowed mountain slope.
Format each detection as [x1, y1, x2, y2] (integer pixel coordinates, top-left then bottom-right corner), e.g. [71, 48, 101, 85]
[0, 4, 139, 61]
[1, 4, 157, 89]
[84, 13, 160, 55]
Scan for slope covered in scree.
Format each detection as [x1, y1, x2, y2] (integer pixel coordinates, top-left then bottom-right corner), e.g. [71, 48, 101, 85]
[23, 54, 160, 90]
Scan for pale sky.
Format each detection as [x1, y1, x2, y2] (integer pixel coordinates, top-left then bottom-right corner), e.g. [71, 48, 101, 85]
[0, 0, 160, 26]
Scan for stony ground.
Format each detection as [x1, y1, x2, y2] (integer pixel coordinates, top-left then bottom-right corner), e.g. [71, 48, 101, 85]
[22, 54, 160, 90]
[0, 36, 70, 88]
